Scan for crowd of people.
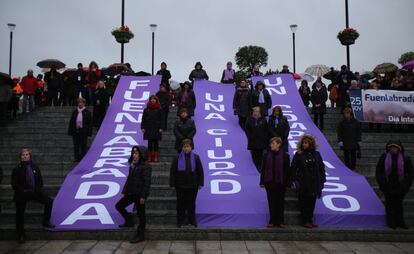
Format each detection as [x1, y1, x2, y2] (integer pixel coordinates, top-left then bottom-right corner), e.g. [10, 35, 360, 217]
[4, 61, 414, 244]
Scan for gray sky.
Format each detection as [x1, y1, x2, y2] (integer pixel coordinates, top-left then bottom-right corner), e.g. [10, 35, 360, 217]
[1, 0, 413, 82]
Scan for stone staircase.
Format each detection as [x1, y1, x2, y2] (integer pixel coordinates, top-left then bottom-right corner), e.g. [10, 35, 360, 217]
[0, 106, 413, 241]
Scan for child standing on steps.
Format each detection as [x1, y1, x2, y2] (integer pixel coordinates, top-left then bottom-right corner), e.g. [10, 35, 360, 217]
[141, 95, 164, 162]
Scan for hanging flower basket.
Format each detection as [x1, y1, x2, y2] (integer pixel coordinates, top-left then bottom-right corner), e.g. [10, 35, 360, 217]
[337, 28, 359, 46]
[112, 25, 134, 43]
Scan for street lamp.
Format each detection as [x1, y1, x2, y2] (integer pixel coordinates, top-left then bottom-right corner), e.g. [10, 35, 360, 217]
[345, 0, 350, 70]
[121, 0, 125, 63]
[7, 23, 16, 76]
[289, 24, 298, 74]
[150, 24, 157, 75]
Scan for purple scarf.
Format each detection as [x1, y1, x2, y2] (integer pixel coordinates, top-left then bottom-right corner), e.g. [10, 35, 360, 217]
[223, 69, 234, 80]
[76, 107, 85, 129]
[178, 151, 196, 172]
[264, 150, 284, 184]
[181, 90, 189, 104]
[385, 152, 404, 183]
[258, 89, 265, 103]
[24, 161, 35, 191]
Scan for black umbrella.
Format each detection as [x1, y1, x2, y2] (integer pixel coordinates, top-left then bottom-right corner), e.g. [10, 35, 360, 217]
[37, 59, 66, 69]
[323, 70, 340, 81]
[0, 72, 13, 85]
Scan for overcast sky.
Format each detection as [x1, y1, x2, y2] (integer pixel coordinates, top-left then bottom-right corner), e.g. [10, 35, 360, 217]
[1, 0, 413, 82]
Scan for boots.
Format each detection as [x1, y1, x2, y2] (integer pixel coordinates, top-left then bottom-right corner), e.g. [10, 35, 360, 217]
[153, 151, 159, 162]
[147, 152, 152, 162]
[119, 213, 134, 228]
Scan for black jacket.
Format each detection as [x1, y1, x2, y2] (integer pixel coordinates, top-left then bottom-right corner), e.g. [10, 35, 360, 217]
[44, 71, 62, 91]
[337, 117, 361, 150]
[311, 86, 328, 114]
[232, 88, 251, 118]
[268, 115, 290, 140]
[68, 108, 93, 136]
[11, 162, 44, 200]
[122, 161, 152, 198]
[260, 151, 291, 187]
[376, 141, 414, 194]
[299, 86, 311, 107]
[251, 89, 272, 116]
[177, 89, 196, 117]
[156, 91, 172, 113]
[189, 69, 209, 82]
[291, 149, 326, 197]
[170, 153, 204, 188]
[156, 69, 172, 88]
[245, 116, 268, 150]
[173, 117, 196, 150]
[142, 107, 164, 140]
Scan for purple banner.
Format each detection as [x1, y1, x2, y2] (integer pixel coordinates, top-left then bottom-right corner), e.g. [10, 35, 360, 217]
[51, 75, 161, 230]
[252, 74, 386, 227]
[193, 81, 268, 227]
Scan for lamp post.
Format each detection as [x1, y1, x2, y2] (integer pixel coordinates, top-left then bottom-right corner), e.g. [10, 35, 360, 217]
[289, 24, 298, 74]
[150, 24, 157, 75]
[7, 23, 16, 76]
[345, 0, 350, 70]
[121, 0, 125, 63]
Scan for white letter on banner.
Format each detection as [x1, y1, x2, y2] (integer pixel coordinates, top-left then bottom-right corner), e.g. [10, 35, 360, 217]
[124, 91, 150, 101]
[82, 168, 126, 178]
[211, 171, 239, 176]
[288, 131, 304, 139]
[291, 122, 307, 130]
[123, 102, 146, 112]
[209, 162, 235, 170]
[104, 136, 138, 146]
[264, 77, 286, 95]
[205, 113, 226, 121]
[61, 203, 114, 225]
[207, 129, 228, 135]
[207, 150, 232, 159]
[205, 103, 224, 112]
[215, 138, 223, 147]
[114, 113, 140, 123]
[75, 181, 120, 199]
[323, 182, 347, 192]
[322, 195, 360, 212]
[94, 158, 128, 167]
[323, 161, 335, 169]
[129, 80, 150, 89]
[284, 113, 298, 122]
[115, 124, 137, 134]
[101, 147, 131, 157]
[211, 179, 241, 194]
[206, 93, 223, 102]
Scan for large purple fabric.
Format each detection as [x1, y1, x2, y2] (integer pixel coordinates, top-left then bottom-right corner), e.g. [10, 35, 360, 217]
[251, 74, 386, 227]
[51, 75, 161, 230]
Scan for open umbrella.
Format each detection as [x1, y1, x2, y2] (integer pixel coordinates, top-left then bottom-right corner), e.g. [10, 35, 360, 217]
[360, 71, 376, 80]
[107, 63, 128, 75]
[293, 73, 301, 80]
[373, 63, 398, 74]
[37, 59, 66, 69]
[323, 69, 340, 81]
[300, 73, 315, 82]
[402, 60, 414, 71]
[0, 72, 13, 85]
[304, 64, 330, 77]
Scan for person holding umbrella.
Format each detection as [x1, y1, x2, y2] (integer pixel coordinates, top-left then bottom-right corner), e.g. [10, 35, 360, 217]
[37, 59, 65, 107]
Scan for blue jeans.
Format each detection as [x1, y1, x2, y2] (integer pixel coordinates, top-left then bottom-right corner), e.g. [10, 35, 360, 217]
[23, 94, 35, 112]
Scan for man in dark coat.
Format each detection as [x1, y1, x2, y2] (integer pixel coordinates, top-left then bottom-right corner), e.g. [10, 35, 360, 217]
[337, 107, 361, 170]
[156, 62, 172, 91]
[75, 63, 88, 102]
[189, 62, 209, 83]
[268, 106, 290, 153]
[68, 97, 93, 162]
[116, 146, 152, 243]
[93, 81, 109, 129]
[173, 108, 196, 152]
[299, 80, 311, 107]
[170, 139, 204, 227]
[11, 149, 54, 243]
[0, 77, 12, 126]
[251, 81, 272, 117]
[376, 141, 413, 229]
[311, 81, 328, 130]
[44, 68, 62, 106]
[232, 80, 251, 130]
[245, 106, 268, 172]
[336, 65, 354, 108]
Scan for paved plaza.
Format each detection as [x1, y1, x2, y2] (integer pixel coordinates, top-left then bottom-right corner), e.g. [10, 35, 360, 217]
[1, 240, 414, 254]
